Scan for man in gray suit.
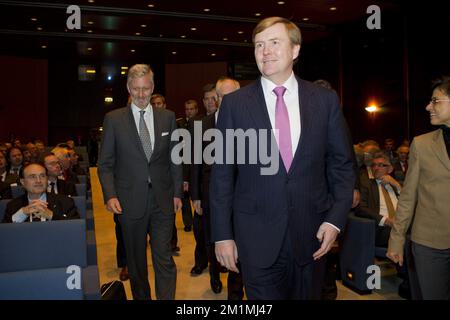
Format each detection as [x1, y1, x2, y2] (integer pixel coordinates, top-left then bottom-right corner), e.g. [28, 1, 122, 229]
[98, 64, 183, 300]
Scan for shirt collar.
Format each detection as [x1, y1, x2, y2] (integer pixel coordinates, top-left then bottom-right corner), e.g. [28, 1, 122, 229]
[261, 72, 297, 96]
[27, 192, 47, 203]
[131, 102, 152, 115]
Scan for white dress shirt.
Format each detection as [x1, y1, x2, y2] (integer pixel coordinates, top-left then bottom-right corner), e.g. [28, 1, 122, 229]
[376, 180, 399, 226]
[131, 103, 155, 151]
[260, 72, 301, 156]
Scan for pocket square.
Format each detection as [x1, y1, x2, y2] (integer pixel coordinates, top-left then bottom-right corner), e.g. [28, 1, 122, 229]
[161, 132, 169, 136]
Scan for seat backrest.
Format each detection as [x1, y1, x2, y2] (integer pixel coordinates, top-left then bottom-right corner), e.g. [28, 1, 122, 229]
[0, 219, 87, 272]
[77, 175, 87, 185]
[75, 183, 86, 197]
[0, 199, 11, 222]
[72, 196, 87, 219]
[11, 185, 25, 198]
[0, 267, 84, 300]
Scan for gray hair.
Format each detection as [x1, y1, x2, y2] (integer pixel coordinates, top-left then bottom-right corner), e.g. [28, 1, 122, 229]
[127, 64, 154, 85]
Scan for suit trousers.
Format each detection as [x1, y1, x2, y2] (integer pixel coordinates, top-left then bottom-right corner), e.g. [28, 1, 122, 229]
[118, 185, 177, 300]
[412, 241, 450, 300]
[114, 213, 127, 268]
[241, 230, 325, 300]
[193, 211, 208, 269]
[181, 190, 193, 228]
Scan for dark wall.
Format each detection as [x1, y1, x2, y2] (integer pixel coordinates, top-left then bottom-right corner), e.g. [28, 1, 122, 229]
[0, 55, 48, 143]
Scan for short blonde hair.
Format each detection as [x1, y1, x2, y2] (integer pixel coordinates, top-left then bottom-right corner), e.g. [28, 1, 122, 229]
[127, 64, 154, 85]
[252, 16, 302, 46]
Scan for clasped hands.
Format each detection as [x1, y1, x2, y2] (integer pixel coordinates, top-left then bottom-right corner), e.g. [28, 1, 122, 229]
[22, 200, 53, 220]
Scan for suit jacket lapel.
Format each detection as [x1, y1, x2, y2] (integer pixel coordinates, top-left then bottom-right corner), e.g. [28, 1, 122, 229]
[289, 77, 313, 174]
[371, 179, 381, 208]
[246, 79, 273, 131]
[151, 108, 162, 161]
[431, 129, 450, 172]
[125, 107, 149, 162]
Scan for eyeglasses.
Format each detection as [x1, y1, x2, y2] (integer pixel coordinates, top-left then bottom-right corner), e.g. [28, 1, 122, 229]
[371, 163, 390, 168]
[24, 173, 47, 180]
[429, 97, 450, 106]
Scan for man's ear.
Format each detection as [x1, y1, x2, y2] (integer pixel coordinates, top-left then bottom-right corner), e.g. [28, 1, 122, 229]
[292, 44, 301, 61]
[20, 178, 25, 186]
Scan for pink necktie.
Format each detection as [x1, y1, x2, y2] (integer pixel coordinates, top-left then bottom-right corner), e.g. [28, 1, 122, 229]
[273, 86, 293, 172]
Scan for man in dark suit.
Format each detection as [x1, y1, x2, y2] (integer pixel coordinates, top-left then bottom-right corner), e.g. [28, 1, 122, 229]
[356, 152, 402, 247]
[0, 152, 19, 186]
[191, 78, 244, 297]
[0, 181, 12, 200]
[42, 153, 77, 196]
[2, 163, 79, 223]
[393, 144, 409, 185]
[210, 17, 354, 300]
[98, 64, 183, 300]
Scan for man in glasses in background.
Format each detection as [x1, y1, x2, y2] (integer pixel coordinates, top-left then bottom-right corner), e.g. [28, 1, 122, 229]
[2, 163, 79, 223]
[357, 152, 402, 247]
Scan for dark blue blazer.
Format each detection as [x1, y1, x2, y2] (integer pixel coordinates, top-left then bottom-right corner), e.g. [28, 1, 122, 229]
[210, 76, 355, 268]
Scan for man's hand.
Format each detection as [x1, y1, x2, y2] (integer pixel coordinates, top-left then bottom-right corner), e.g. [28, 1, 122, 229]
[387, 250, 404, 266]
[22, 200, 48, 217]
[313, 223, 339, 260]
[192, 200, 202, 215]
[106, 197, 122, 214]
[174, 197, 182, 213]
[384, 216, 394, 227]
[352, 189, 360, 208]
[380, 175, 401, 192]
[215, 240, 239, 273]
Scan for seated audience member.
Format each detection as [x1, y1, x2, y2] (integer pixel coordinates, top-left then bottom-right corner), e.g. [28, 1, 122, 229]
[393, 145, 410, 185]
[0, 143, 8, 156]
[0, 180, 12, 199]
[357, 152, 402, 247]
[25, 142, 39, 162]
[34, 140, 46, 157]
[42, 153, 77, 196]
[0, 152, 19, 185]
[2, 163, 79, 223]
[383, 138, 398, 165]
[51, 146, 79, 184]
[360, 140, 381, 179]
[68, 148, 86, 176]
[7, 147, 23, 176]
[22, 149, 32, 166]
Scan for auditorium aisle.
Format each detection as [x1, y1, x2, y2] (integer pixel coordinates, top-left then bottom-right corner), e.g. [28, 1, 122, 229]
[90, 168, 402, 300]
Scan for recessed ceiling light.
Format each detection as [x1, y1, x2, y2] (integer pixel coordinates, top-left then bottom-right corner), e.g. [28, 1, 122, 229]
[131, 49, 136, 53]
[88, 21, 94, 25]
[172, 51, 177, 55]
[141, 24, 147, 28]
[37, 27, 43, 31]
[190, 27, 197, 31]
[211, 53, 216, 57]
[159, 34, 163, 37]
[41, 45, 47, 49]
[88, 0, 94, 3]
[87, 47, 92, 51]
[31, 18, 38, 22]
[181, 35, 186, 38]
[238, 31, 244, 34]
[244, 39, 248, 43]
[330, 7, 337, 11]
[135, 32, 141, 36]
[223, 37, 228, 41]
[203, 8, 210, 12]
[277, 1, 285, 5]
[255, 13, 261, 17]
[302, 17, 310, 21]
[87, 30, 93, 33]
[147, 4, 154, 8]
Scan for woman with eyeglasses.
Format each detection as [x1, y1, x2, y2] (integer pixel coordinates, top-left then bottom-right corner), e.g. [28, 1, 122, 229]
[387, 76, 450, 300]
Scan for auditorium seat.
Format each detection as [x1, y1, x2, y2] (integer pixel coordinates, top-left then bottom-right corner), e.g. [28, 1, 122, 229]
[0, 219, 100, 299]
[339, 212, 387, 294]
[0, 199, 11, 222]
